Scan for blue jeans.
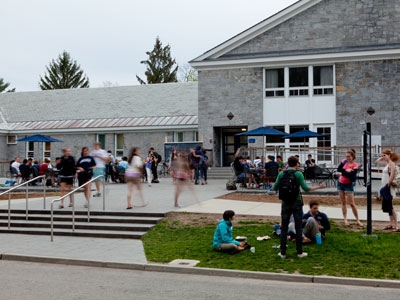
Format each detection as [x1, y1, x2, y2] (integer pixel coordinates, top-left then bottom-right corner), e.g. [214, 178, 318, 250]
[194, 164, 200, 182]
[280, 200, 304, 255]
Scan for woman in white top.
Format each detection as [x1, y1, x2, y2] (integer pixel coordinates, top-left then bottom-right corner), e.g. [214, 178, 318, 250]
[375, 149, 399, 232]
[125, 147, 148, 209]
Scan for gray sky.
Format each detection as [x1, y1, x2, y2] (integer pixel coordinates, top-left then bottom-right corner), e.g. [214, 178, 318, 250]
[1, 0, 298, 92]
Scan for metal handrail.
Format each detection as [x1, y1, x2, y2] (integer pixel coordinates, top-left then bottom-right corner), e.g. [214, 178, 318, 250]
[0, 175, 46, 229]
[50, 175, 105, 242]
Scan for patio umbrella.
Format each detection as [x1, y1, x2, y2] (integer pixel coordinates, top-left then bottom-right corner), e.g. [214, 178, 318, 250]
[17, 134, 63, 159]
[17, 134, 63, 143]
[282, 129, 326, 140]
[282, 129, 326, 148]
[235, 126, 287, 137]
[235, 126, 288, 158]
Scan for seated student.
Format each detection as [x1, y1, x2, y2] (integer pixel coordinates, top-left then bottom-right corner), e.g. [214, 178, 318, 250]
[276, 155, 285, 171]
[19, 159, 31, 182]
[302, 200, 330, 243]
[213, 210, 247, 253]
[305, 154, 316, 168]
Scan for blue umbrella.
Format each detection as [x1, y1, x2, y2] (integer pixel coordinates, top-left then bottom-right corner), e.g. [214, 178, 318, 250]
[17, 134, 63, 159]
[282, 129, 326, 139]
[17, 134, 63, 143]
[235, 126, 287, 137]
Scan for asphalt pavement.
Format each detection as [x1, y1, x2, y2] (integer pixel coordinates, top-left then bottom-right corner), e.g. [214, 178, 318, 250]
[0, 177, 399, 288]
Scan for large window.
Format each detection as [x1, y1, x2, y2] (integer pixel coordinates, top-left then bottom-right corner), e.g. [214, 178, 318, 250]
[44, 142, 51, 158]
[317, 127, 331, 161]
[289, 67, 308, 96]
[116, 134, 124, 157]
[313, 66, 334, 95]
[265, 68, 284, 97]
[264, 65, 334, 97]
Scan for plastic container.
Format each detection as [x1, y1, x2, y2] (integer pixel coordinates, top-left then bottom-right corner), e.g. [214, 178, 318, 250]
[316, 233, 322, 245]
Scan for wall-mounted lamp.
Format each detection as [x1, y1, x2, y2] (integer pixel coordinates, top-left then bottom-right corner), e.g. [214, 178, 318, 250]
[367, 106, 375, 116]
[227, 112, 234, 120]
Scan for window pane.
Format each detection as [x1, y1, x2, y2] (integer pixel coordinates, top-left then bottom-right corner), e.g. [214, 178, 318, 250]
[265, 69, 284, 88]
[116, 134, 124, 149]
[314, 66, 333, 86]
[289, 67, 308, 87]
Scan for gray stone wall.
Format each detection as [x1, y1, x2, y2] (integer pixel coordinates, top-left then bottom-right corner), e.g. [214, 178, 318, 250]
[226, 0, 400, 56]
[198, 68, 264, 162]
[336, 59, 400, 146]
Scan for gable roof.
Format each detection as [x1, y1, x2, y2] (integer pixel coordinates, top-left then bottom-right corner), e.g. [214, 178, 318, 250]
[0, 82, 198, 133]
[190, 0, 316, 62]
[190, 0, 400, 69]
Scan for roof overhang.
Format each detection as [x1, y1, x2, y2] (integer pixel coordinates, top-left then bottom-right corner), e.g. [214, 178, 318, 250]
[191, 48, 400, 71]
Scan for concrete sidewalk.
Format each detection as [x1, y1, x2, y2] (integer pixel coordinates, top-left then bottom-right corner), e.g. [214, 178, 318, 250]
[1, 178, 398, 288]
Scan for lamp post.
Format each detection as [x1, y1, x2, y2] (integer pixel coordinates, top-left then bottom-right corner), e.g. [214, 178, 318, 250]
[364, 106, 375, 235]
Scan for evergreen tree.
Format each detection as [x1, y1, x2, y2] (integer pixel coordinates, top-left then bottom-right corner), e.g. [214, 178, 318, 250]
[39, 51, 90, 90]
[136, 37, 178, 84]
[0, 78, 15, 92]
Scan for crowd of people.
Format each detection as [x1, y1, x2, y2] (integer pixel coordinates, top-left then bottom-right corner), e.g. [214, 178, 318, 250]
[9, 144, 210, 210]
[215, 148, 399, 258]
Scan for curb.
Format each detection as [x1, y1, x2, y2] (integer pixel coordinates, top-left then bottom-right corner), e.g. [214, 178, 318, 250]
[2, 253, 399, 289]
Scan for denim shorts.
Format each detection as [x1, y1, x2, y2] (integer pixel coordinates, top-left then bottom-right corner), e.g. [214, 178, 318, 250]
[337, 181, 354, 193]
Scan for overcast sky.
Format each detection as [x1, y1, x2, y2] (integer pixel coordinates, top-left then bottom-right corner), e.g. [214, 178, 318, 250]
[1, 0, 298, 92]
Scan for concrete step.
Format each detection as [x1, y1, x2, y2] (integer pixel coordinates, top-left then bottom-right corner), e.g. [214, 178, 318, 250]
[0, 227, 145, 239]
[0, 209, 165, 239]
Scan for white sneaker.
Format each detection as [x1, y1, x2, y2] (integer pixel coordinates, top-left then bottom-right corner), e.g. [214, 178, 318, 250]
[278, 253, 286, 259]
[83, 203, 88, 208]
[297, 252, 308, 258]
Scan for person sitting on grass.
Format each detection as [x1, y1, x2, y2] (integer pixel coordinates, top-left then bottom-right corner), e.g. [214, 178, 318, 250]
[302, 200, 330, 243]
[213, 210, 246, 253]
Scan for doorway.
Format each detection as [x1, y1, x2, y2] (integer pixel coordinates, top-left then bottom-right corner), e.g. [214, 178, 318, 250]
[220, 127, 248, 166]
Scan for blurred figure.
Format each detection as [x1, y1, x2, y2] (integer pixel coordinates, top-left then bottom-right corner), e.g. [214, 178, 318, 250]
[173, 152, 194, 208]
[57, 148, 76, 208]
[125, 147, 147, 209]
[89, 142, 108, 197]
[169, 149, 179, 184]
[76, 147, 96, 208]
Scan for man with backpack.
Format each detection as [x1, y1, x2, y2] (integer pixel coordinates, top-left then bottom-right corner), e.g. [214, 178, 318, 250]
[271, 156, 326, 259]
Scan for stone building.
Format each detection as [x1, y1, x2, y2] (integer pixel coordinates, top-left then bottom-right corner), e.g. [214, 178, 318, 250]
[0, 82, 198, 170]
[191, 0, 400, 166]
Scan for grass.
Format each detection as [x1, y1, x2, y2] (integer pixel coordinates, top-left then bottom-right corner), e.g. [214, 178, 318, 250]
[142, 217, 400, 280]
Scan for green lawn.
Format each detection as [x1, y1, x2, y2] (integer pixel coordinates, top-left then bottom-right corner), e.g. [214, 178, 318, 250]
[142, 217, 400, 280]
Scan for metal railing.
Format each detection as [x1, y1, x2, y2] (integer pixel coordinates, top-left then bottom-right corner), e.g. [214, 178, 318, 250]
[50, 175, 105, 242]
[0, 175, 47, 229]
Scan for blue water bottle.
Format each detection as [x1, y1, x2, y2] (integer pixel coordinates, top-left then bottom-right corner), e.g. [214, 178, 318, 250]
[316, 233, 322, 245]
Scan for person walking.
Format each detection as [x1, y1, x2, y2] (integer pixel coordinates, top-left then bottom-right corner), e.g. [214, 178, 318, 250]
[89, 142, 108, 197]
[125, 147, 147, 209]
[57, 148, 76, 208]
[336, 148, 363, 227]
[271, 155, 326, 259]
[145, 149, 155, 186]
[375, 149, 399, 232]
[173, 153, 194, 208]
[76, 147, 96, 208]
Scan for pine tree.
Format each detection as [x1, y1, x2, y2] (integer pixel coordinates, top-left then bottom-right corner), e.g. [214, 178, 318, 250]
[0, 78, 15, 92]
[39, 51, 90, 90]
[136, 37, 178, 84]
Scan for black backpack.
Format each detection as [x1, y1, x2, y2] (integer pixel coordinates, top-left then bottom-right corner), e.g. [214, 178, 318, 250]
[278, 169, 300, 202]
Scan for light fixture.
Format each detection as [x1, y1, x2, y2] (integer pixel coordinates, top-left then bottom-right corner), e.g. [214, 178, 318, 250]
[367, 106, 375, 116]
[227, 112, 234, 120]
